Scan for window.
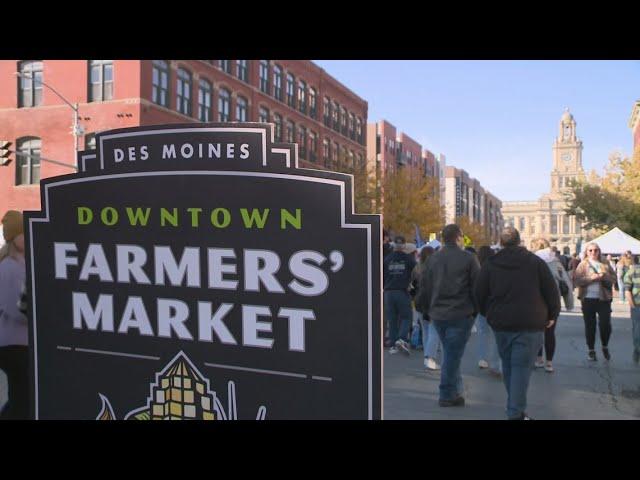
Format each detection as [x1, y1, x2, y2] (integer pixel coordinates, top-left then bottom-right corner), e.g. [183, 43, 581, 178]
[273, 65, 283, 101]
[15, 137, 41, 185]
[563, 215, 570, 234]
[340, 106, 347, 135]
[348, 113, 355, 140]
[88, 60, 113, 102]
[18, 61, 43, 108]
[218, 88, 230, 122]
[341, 146, 348, 167]
[286, 120, 295, 143]
[332, 142, 339, 166]
[519, 217, 526, 231]
[323, 138, 330, 165]
[236, 96, 248, 122]
[152, 60, 169, 107]
[259, 60, 270, 93]
[258, 106, 269, 123]
[309, 131, 317, 162]
[219, 60, 231, 74]
[550, 214, 558, 234]
[309, 88, 317, 119]
[198, 79, 212, 122]
[332, 101, 339, 131]
[297, 80, 307, 114]
[236, 60, 248, 82]
[323, 97, 331, 126]
[356, 117, 363, 144]
[176, 68, 192, 116]
[349, 150, 355, 168]
[85, 132, 96, 150]
[273, 114, 283, 142]
[286, 73, 295, 107]
[298, 125, 307, 159]
[357, 153, 363, 168]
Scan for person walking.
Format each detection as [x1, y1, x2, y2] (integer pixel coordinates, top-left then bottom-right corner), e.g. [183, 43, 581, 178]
[415, 224, 479, 407]
[623, 260, 640, 364]
[0, 210, 29, 420]
[531, 238, 571, 373]
[412, 246, 442, 371]
[384, 235, 416, 355]
[475, 246, 502, 377]
[573, 242, 616, 361]
[475, 227, 560, 420]
[617, 252, 633, 304]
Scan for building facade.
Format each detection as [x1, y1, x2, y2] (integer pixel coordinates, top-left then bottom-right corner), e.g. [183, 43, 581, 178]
[502, 109, 590, 253]
[443, 166, 503, 244]
[0, 60, 367, 212]
[630, 99, 640, 151]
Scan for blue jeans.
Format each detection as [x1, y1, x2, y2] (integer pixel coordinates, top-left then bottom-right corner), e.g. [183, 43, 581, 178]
[420, 317, 441, 359]
[618, 277, 626, 301]
[433, 316, 475, 401]
[384, 290, 412, 344]
[631, 307, 640, 355]
[494, 331, 544, 419]
[475, 314, 501, 371]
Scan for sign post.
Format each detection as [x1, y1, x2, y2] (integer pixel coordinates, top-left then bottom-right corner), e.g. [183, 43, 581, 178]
[25, 123, 382, 420]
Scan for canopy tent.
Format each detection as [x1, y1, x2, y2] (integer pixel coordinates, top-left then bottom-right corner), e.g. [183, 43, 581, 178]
[581, 227, 640, 255]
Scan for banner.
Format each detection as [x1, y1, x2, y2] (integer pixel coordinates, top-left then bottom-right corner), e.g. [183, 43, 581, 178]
[25, 123, 382, 420]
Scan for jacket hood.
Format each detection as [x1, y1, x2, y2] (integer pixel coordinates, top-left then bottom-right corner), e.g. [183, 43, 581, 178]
[535, 248, 556, 263]
[488, 246, 531, 270]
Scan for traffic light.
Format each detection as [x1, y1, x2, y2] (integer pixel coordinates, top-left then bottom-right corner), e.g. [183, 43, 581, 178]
[0, 140, 12, 166]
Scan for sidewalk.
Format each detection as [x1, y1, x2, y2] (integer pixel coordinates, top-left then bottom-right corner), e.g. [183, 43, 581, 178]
[384, 303, 640, 420]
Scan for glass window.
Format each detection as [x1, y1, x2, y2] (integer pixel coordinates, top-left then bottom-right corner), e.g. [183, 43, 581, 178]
[198, 79, 212, 122]
[286, 120, 295, 143]
[18, 60, 43, 108]
[357, 153, 363, 167]
[309, 131, 317, 162]
[309, 88, 317, 119]
[286, 73, 295, 107]
[348, 113, 355, 139]
[152, 60, 169, 107]
[550, 214, 558, 234]
[298, 125, 307, 159]
[259, 60, 270, 94]
[323, 97, 331, 126]
[218, 88, 230, 122]
[15, 136, 41, 185]
[563, 215, 570, 234]
[273, 65, 283, 101]
[297, 80, 307, 114]
[356, 117, 363, 144]
[85, 132, 96, 150]
[258, 106, 269, 123]
[273, 113, 283, 142]
[176, 67, 192, 116]
[88, 60, 113, 102]
[340, 106, 347, 135]
[323, 138, 330, 164]
[332, 101, 339, 131]
[236, 96, 248, 122]
[236, 60, 248, 82]
[219, 60, 231, 74]
[332, 142, 339, 166]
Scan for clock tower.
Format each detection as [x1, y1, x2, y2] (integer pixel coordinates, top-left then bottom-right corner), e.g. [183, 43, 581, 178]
[551, 108, 584, 193]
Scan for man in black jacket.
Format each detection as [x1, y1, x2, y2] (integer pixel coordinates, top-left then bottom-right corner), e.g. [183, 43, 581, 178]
[416, 224, 479, 407]
[474, 227, 560, 420]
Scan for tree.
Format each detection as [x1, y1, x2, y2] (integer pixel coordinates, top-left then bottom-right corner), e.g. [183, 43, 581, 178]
[565, 147, 640, 238]
[455, 215, 493, 248]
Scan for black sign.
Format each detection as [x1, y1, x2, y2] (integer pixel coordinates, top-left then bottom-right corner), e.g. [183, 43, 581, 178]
[25, 123, 382, 420]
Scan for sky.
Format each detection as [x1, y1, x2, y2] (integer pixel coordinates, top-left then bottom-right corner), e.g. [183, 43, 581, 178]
[314, 60, 640, 202]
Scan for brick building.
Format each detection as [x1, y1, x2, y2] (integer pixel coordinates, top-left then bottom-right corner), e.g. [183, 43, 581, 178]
[0, 60, 367, 212]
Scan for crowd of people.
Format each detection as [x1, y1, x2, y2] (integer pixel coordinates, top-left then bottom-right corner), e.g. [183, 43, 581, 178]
[383, 225, 640, 420]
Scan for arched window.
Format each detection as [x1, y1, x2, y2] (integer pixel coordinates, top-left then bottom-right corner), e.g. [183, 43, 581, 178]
[273, 113, 283, 142]
[258, 106, 270, 123]
[88, 60, 113, 102]
[298, 125, 307, 159]
[236, 96, 248, 122]
[176, 68, 192, 116]
[16, 136, 41, 185]
[323, 97, 331, 126]
[273, 65, 283, 101]
[332, 101, 339, 131]
[218, 88, 230, 122]
[198, 79, 212, 122]
[286, 73, 295, 107]
[309, 88, 317, 119]
[297, 79, 307, 113]
[152, 60, 169, 107]
[286, 120, 295, 143]
[236, 60, 248, 82]
[219, 60, 231, 74]
[18, 60, 43, 107]
[309, 131, 317, 162]
[259, 61, 270, 93]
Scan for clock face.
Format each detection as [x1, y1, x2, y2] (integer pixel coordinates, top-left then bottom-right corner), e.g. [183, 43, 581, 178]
[561, 153, 572, 162]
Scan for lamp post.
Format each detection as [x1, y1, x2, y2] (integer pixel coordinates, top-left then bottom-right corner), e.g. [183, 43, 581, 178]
[15, 71, 83, 166]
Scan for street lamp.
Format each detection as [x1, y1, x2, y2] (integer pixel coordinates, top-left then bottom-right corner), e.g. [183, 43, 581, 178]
[15, 71, 83, 166]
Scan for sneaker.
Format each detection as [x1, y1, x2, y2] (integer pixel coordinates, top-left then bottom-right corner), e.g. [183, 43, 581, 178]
[424, 357, 440, 371]
[478, 360, 489, 369]
[544, 362, 554, 373]
[534, 358, 545, 368]
[588, 350, 597, 361]
[389, 347, 399, 355]
[602, 347, 611, 361]
[439, 396, 465, 407]
[395, 339, 410, 356]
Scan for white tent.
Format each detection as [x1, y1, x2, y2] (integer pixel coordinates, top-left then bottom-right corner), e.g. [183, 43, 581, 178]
[583, 227, 640, 255]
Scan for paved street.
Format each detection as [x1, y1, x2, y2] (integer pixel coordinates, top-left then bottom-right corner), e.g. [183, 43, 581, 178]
[3, 301, 639, 419]
[385, 300, 640, 420]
